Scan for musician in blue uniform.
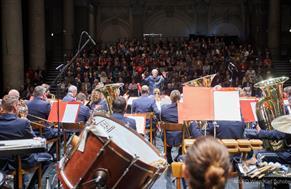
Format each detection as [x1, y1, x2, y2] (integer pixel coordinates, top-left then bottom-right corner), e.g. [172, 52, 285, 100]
[26, 86, 58, 139]
[161, 90, 202, 163]
[207, 120, 246, 139]
[246, 125, 291, 164]
[132, 85, 160, 130]
[246, 125, 291, 189]
[76, 93, 90, 123]
[63, 85, 77, 102]
[0, 95, 52, 172]
[142, 69, 165, 95]
[132, 85, 160, 116]
[87, 90, 108, 112]
[112, 97, 136, 131]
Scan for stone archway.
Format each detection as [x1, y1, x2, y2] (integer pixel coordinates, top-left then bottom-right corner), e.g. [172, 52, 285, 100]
[144, 11, 194, 37]
[98, 18, 131, 42]
[210, 22, 241, 37]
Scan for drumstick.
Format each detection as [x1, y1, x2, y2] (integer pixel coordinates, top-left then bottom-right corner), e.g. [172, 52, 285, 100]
[249, 165, 269, 177]
[250, 165, 272, 178]
[257, 166, 277, 179]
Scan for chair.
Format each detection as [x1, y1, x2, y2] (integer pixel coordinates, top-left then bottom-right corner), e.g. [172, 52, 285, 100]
[171, 162, 184, 189]
[7, 156, 43, 189]
[30, 121, 59, 159]
[144, 112, 155, 144]
[159, 122, 184, 159]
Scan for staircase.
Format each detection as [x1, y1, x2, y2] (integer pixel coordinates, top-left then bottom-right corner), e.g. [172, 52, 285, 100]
[45, 61, 65, 96]
[273, 59, 291, 86]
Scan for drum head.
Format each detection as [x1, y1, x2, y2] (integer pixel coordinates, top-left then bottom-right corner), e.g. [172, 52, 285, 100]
[91, 114, 163, 164]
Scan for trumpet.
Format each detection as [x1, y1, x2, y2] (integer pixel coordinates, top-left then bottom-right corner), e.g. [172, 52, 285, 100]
[27, 113, 51, 123]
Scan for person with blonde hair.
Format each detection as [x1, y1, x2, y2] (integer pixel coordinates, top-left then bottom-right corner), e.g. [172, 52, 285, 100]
[184, 136, 230, 189]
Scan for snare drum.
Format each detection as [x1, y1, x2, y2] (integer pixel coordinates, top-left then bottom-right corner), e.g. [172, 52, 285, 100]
[58, 113, 167, 189]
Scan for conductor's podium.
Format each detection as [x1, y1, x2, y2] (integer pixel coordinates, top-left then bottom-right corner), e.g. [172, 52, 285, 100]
[182, 139, 263, 154]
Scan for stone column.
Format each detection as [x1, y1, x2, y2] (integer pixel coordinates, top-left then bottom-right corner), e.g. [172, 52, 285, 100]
[88, 4, 96, 40]
[64, 0, 74, 53]
[1, 0, 24, 90]
[268, 0, 280, 58]
[28, 0, 46, 69]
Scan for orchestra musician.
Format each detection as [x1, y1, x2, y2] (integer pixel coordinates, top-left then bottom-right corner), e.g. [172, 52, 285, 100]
[63, 85, 78, 102]
[132, 85, 160, 129]
[87, 89, 108, 112]
[112, 97, 136, 131]
[246, 125, 291, 189]
[8, 89, 20, 100]
[161, 90, 202, 163]
[76, 92, 90, 123]
[246, 125, 291, 164]
[142, 69, 165, 95]
[0, 95, 52, 174]
[152, 88, 162, 111]
[132, 85, 160, 115]
[26, 86, 58, 139]
[207, 120, 246, 139]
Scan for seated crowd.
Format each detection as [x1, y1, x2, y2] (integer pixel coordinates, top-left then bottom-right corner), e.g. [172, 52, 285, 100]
[60, 37, 272, 98]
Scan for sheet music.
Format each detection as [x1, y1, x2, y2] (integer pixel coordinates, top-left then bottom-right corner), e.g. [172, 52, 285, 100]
[62, 104, 79, 123]
[214, 91, 241, 121]
[126, 116, 146, 134]
[127, 97, 138, 106]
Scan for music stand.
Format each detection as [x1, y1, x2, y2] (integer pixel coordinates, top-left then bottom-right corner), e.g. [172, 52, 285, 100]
[50, 32, 94, 188]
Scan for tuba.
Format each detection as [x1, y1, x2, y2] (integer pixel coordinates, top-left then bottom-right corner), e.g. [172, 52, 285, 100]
[183, 74, 216, 87]
[183, 74, 217, 133]
[96, 83, 124, 114]
[255, 76, 289, 151]
[18, 100, 29, 119]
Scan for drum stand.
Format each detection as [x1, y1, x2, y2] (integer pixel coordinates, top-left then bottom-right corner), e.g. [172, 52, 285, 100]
[213, 121, 219, 138]
[95, 169, 108, 189]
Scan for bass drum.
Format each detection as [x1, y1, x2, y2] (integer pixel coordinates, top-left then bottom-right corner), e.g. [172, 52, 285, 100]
[58, 113, 167, 189]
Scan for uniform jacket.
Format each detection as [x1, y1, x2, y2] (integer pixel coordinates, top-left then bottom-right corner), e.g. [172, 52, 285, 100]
[112, 113, 137, 131]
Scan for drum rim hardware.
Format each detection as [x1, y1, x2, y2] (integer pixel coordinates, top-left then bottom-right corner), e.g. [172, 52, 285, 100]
[112, 155, 139, 189]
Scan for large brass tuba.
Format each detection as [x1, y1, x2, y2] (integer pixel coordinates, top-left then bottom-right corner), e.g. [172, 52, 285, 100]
[255, 76, 289, 151]
[183, 74, 217, 87]
[96, 83, 124, 114]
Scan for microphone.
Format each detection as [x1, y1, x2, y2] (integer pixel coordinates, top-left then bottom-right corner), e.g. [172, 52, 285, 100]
[84, 31, 96, 46]
[228, 62, 238, 72]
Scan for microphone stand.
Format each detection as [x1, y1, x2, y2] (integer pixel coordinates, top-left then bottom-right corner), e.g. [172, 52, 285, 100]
[50, 35, 92, 167]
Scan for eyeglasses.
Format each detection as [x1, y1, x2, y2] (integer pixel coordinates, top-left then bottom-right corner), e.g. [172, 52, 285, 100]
[154, 93, 160, 95]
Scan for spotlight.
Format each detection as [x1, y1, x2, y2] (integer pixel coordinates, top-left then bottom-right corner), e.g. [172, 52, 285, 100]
[50, 33, 54, 37]
[289, 28, 291, 33]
